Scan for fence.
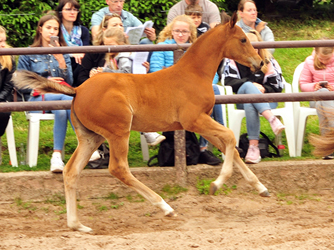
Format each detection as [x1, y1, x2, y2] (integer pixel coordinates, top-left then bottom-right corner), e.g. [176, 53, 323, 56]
[2, 40, 334, 185]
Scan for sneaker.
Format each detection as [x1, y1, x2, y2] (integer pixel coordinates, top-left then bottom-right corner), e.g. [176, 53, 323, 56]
[269, 116, 285, 136]
[89, 150, 101, 162]
[144, 132, 166, 146]
[198, 150, 222, 165]
[50, 153, 64, 173]
[245, 145, 261, 164]
[322, 153, 334, 160]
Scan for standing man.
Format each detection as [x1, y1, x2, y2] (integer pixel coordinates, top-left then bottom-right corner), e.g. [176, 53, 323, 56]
[90, 0, 156, 42]
[167, 0, 221, 29]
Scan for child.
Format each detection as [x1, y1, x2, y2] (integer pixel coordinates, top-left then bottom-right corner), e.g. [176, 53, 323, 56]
[77, 27, 164, 161]
[185, 4, 210, 37]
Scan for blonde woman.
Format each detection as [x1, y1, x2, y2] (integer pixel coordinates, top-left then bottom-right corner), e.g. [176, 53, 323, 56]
[149, 15, 197, 73]
[0, 26, 15, 140]
[149, 15, 222, 165]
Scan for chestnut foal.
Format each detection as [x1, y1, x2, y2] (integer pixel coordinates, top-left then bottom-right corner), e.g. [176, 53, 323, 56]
[14, 13, 269, 232]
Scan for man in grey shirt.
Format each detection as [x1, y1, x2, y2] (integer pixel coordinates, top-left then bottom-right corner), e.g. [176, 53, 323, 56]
[90, 0, 156, 42]
[167, 0, 221, 29]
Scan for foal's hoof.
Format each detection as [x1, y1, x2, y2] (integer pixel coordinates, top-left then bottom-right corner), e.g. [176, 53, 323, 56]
[75, 224, 93, 233]
[259, 190, 271, 197]
[209, 182, 218, 195]
[166, 211, 177, 217]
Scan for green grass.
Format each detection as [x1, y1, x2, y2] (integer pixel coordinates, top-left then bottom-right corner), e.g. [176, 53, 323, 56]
[1, 18, 334, 172]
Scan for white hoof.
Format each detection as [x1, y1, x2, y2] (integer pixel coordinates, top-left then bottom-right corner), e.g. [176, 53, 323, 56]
[77, 224, 93, 233]
[69, 222, 93, 233]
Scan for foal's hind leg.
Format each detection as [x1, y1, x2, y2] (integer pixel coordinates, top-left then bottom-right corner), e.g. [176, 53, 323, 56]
[106, 132, 176, 217]
[64, 111, 105, 232]
[185, 113, 269, 196]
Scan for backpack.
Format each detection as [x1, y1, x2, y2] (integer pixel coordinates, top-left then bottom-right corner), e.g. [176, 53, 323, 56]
[148, 131, 201, 166]
[86, 143, 110, 169]
[238, 131, 280, 158]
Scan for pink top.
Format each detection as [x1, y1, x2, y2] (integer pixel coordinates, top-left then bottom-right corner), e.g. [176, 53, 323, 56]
[299, 51, 334, 92]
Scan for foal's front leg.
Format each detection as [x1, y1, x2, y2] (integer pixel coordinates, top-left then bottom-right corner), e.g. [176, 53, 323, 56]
[185, 113, 269, 196]
[106, 133, 176, 217]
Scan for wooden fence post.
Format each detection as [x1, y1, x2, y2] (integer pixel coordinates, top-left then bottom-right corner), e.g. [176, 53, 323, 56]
[173, 49, 187, 186]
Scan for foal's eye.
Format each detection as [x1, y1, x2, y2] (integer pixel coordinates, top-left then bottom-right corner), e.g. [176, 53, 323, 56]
[241, 38, 247, 43]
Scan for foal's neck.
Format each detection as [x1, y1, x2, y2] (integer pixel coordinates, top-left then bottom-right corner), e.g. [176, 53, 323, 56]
[178, 29, 225, 82]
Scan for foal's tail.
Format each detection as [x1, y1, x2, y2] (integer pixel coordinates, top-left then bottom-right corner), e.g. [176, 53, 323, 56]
[309, 131, 334, 157]
[13, 70, 76, 97]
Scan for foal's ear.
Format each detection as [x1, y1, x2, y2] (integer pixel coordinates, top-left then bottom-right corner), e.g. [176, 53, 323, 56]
[229, 12, 238, 28]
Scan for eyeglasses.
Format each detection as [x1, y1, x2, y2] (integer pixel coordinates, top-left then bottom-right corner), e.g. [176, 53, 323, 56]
[110, 0, 125, 3]
[172, 30, 190, 35]
[62, 8, 80, 13]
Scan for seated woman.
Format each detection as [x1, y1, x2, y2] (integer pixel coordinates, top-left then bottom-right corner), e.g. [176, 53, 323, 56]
[17, 13, 73, 173]
[299, 45, 334, 159]
[237, 0, 275, 54]
[77, 24, 164, 160]
[56, 0, 90, 84]
[221, 30, 285, 164]
[149, 14, 222, 165]
[0, 26, 15, 153]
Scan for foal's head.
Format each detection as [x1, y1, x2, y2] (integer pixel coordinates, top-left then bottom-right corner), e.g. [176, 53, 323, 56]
[220, 12, 263, 72]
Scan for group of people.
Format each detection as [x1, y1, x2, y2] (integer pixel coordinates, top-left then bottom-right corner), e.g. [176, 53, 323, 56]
[1, 0, 332, 171]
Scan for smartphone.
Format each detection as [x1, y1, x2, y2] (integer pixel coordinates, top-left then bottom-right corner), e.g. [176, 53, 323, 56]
[50, 36, 59, 46]
[319, 81, 328, 87]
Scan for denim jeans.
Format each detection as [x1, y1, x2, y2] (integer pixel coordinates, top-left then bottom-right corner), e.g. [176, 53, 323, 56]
[199, 84, 225, 148]
[29, 93, 74, 151]
[236, 81, 278, 140]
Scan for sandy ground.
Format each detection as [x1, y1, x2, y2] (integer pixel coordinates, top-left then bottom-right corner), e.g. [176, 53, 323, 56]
[0, 162, 334, 249]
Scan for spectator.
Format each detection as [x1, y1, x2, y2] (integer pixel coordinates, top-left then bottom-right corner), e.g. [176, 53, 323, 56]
[76, 27, 164, 161]
[299, 45, 334, 159]
[184, 4, 224, 163]
[149, 15, 221, 165]
[0, 26, 15, 145]
[221, 30, 285, 164]
[17, 13, 73, 173]
[167, 0, 221, 29]
[56, 0, 90, 81]
[90, 0, 156, 43]
[185, 3, 210, 37]
[237, 0, 275, 54]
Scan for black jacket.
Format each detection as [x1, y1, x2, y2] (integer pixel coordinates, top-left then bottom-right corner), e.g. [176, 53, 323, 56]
[0, 57, 15, 102]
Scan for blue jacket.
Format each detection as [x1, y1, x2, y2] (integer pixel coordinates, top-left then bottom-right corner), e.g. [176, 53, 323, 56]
[149, 39, 219, 83]
[17, 53, 73, 85]
[17, 52, 73, 99]
[149, 39, 176, 73]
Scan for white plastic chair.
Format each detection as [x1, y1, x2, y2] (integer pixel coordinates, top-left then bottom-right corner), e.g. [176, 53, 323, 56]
[5, 115, 18, 167]
[224, 81, 296, 157]
[291, 62, 318, 156]
[25, 112, 60, 167]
